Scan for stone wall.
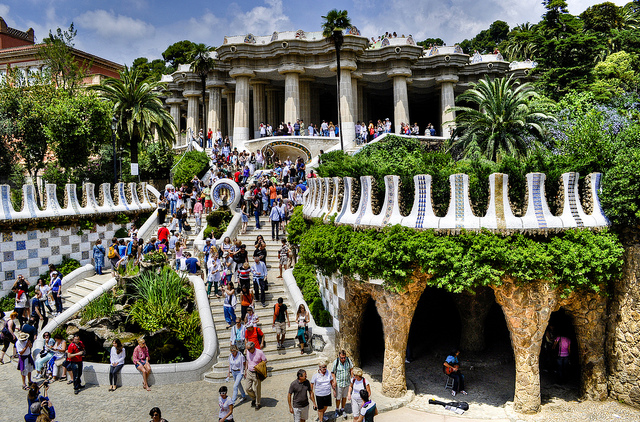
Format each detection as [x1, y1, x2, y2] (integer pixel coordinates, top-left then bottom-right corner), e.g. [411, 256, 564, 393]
[607, 244, 640, 406]
[0, 222, 131, 297]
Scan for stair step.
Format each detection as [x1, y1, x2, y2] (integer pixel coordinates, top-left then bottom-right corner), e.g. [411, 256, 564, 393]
[205, 355, 323, 381]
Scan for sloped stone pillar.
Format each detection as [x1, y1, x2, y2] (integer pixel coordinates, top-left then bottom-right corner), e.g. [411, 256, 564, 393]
[492, 279, 558, 414]
[371, 276, 428, 397]
[452, 287, 495, 352]
[560, 291, 608, 400]
[608, 244, 640, 406]
[336, 279, 371, 368]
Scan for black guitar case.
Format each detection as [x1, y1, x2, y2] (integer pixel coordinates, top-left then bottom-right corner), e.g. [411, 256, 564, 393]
[428, 398, 470, 411]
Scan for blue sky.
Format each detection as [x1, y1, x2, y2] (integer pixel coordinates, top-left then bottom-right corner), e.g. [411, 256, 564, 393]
[0, 0, 630, 66]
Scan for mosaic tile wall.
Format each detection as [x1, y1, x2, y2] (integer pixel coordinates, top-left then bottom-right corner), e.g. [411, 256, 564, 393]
[0, 222, 131, 297]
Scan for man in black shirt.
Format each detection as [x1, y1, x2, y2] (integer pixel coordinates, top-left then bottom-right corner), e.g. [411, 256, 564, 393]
[288, 369, 317, 422]
[253, 241, 267, 264]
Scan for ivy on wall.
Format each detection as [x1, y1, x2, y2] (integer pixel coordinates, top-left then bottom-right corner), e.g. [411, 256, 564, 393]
[289, 207, 624, 295]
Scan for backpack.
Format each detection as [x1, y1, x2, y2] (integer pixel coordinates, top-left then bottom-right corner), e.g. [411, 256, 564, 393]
[108, 244, 118, 259]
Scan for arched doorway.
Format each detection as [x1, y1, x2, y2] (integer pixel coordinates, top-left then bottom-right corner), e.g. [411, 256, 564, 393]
[540, 309, 581, 401]
[359, 298, 385, 368]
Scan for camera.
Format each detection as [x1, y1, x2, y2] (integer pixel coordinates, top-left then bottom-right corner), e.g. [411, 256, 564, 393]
[42, 381, 49, 388]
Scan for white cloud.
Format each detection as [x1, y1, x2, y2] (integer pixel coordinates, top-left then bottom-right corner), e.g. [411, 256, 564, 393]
[0, 4, 10, 18]
[228, 0, 292, 36]
[75, 9, 155, 40]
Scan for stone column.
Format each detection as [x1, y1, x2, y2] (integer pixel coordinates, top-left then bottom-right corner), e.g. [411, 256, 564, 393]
[337, 278, 372, 368]
[339, 68, 356, 148]
[451, 287, 495, 352]
[184, 88, 200, 142]
[389, 68, 411, 134]
[166, 98, 183, 145]
[371, 275, 427, 397]
[491, 279, 559, 414]
[251, 81, 267, 138]
[357, 83, 364, 123]
[280, 65, 304, 126]
[310, 88, 320, 128]
[223, 90, 235, 140]
[206, 85, 223, 141]
[560, 292, 608, 401]
[266, 87, 278, 127]
[437, 75, 458, 137]
[299, 78, 313, 133]
[608, 244, 640, 407]
[229, 68, 254, 152]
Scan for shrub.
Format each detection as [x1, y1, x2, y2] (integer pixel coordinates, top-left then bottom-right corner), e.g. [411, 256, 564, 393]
[58, 256, 81, 276]
[172, 151, 209, 186]
[203, 209, 232, 240]
[292, 260, 332, 326]
[114, 227, 128, 238]
[81, 291, 115, 323]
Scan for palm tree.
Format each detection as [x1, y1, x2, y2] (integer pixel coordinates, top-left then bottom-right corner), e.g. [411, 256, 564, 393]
[188, 43, 216, 146]
[322, 9, 351, 151]
[92, 66, 176, 174]
[448, 75, 555, 162]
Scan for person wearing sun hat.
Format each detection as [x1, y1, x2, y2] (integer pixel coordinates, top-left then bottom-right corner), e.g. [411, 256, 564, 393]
[16, 331, 34, 389]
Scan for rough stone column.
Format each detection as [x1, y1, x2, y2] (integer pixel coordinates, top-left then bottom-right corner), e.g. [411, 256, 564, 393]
[560, 291, 608, 401]
[451, 287, 495, 352]
[437, 75, 458, 137]
[280, 65, 304, 126]
[337, 278, 372, 368]
[608, 244, 640, 407]
[206, 85, 223, 140]
[371, 276, 427, 397]
[224, 90, 234, 140]
[230, 68, 254, 151]
[184, 89, 200, 140]
[299, 78, 312, 133]
[492, 279, 559, 414]
[251, 81, 266, 139]
[389, 68, 411, 134]
[266, 87, 278, 127]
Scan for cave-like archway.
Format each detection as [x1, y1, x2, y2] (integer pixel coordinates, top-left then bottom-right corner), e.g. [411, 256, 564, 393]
[540, 309, 581, 401]
[359, 298, 385, 367]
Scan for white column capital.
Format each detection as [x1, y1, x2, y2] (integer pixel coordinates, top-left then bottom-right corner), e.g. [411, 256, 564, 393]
[387, 68, 412, 78]
[229, 68, 255, 79]
[435, 75, 459, 84]
[278, 65, 305, 75]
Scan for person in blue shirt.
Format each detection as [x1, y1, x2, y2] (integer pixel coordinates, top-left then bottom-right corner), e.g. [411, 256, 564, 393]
[50, 272, 63, 315]
[184, 252, 203, 280]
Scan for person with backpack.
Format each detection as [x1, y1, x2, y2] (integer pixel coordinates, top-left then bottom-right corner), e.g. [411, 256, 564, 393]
[272, 297, 290, 349]
[107, 237, 120, 277]
[331, 350, 354, 417]
[347, 367, 371, 419]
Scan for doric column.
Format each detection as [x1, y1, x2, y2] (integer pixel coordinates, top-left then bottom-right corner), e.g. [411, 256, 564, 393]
[229, 68, 254, 152]
[360, 85, 368, 125]
[299, 78, 313, 133]
[223, 89, 234, 141]
[351, 72, 362, 124]
[437, 75, 458, 137]
[331, 59, 357, 149]
[279, 65, 304, 126]
[265, 87, 277, 127]
[389, 68, 411, 135]
[166, 97, 183, 146]
[184, 86, 200, 142]
[310, 88, 320, 129]
[206, 82, 224, 142]
[251, 81, 267, 138]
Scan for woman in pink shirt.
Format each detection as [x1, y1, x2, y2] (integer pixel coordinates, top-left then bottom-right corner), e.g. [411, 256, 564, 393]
[133, 338, 152, 391]
[193, 200, 203, 229]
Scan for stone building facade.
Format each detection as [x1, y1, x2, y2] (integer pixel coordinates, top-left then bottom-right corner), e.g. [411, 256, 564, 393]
[162, 28, 536, 152]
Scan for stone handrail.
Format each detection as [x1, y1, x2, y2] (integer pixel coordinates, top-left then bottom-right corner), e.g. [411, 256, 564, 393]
[136, 209, 159, 242]
[303, 172, 609, 231]
[34, 274, 217, 386]
[0, 182, 156, 222]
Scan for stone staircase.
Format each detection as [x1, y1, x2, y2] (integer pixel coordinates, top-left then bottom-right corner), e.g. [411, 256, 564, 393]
[204, 221, 322, 382]
[61, 273, 112, 308]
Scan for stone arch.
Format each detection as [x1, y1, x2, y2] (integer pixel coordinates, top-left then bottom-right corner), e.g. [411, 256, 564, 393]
[260, 140, 312, 163]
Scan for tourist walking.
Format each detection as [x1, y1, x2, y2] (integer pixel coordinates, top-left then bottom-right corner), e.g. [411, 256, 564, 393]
[133, 338, 152, 391]
[50, 271, 63, 315]
[223, 282, 238, 327]
[149, 407, 168, 422]
[0, 311, 18, 363]
[269, 199, 282, 240]
[354, 389, 378, 422]
[93, 240, 106, 275]
[245, 341, 267, 410]
[348, 367, 372, 417]
[16, 331, 34, 389]
[272, 297, 290, 349]
[109, 339, 125, 391]
[218, 385, 235, 421]
[227, 345, 247, 403]
[250, 256, 267, 307]
[66, 334, 85, 394]
[296, 304, 310, 354]
[331, 350, 354, 417]
[311, 360, 335, 422]
[278, 238, 289, 278]
[288, 369, 317, 422]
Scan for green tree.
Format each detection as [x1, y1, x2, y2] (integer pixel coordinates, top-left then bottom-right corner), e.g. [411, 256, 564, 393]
[590, 51, 639, 101]
[162, 40, 198, 71]
[188, 43, 216, 143]
[580, 2, 623, 33]
[91, 66, 176, 177]
[459, 20, 509, 54]
[503, 22, 538, 61]
[449, 76, 555, 161]
[417, 37, 444, 48]
[38, 23, 89, 95]
[131, 57, 171, 82]
[322, 9, 351, 151]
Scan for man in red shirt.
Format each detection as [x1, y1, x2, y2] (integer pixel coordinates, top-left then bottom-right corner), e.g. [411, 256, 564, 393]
[244, 324, 265, 349]
[157, 224, 170, 243]
[66, 335, 85, 394]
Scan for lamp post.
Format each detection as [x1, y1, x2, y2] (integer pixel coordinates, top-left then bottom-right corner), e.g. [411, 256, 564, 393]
[111, 116, 117, 186]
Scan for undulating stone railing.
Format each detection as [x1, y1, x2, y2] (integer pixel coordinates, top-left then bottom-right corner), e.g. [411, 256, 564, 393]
[0, 182, 156, 222]
[303, 172, 609, 231]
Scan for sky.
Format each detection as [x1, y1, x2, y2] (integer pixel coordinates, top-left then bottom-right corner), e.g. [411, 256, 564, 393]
[0, 0, 631, 66]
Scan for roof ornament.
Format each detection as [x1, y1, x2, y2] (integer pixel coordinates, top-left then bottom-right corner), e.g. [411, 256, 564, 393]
[244, 33, 256, 44]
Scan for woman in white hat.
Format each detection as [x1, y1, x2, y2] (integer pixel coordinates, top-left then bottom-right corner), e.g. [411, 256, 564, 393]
[16, 331, 34, 389]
